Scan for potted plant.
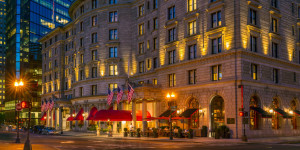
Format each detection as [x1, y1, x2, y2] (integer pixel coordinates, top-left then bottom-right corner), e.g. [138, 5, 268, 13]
[153, 128, 158, 138]
[124, 128, 128, 137]
[130, 129, 134, 137]
[137, 128, 141, 137]
[201, 126, 208, 137]
[78, 123, 83, 131]
[188, 129, 193, 139]
[108, 125, 112, 137]
[178, 128, 183, 138]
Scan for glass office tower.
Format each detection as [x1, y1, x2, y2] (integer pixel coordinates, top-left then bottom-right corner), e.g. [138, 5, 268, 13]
[0, 0, 5, 109]
[5, 0, 73, 125]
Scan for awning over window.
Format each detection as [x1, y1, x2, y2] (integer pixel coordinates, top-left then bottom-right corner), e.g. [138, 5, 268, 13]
[172, 116, 190, 120]
[274, 108, 292, 118]
[66, 117, 74, 121]
[136, 110, 151, 121]
[250, 107, 272, 118]
[93, 110, 132, 121]
[40, 112, 47, 121]
[294, 110, 300, 116]
[86, 107, 98, 120]
[74, 108, 84, 121]
[179, 109, 198, 118]
[159, 110, 176, 117]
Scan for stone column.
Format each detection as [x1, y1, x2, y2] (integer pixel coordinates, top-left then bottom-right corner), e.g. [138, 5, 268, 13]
[50, 110, 53, 127]
[132, 100, 137, 130]
[113, 102, 118, 133]
[54, 108, 57, 129]
[142, 99, 148, 133]
[46, 110, 49, 127]
[84, 105, 88, 131]
[70, 108, 73, 130]
[59, 107, 63, 132]
[154, 100, 158, 128]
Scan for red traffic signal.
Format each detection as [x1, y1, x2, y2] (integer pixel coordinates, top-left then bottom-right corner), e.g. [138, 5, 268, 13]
[21, 101, 30, 109]
[239, 111, 244, 117]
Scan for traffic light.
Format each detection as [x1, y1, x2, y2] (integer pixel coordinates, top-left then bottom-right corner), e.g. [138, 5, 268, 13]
[20, 101, 30, 109]
[239, 111, 244, 117]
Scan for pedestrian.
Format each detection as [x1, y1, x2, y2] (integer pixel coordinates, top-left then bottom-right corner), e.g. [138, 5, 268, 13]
[129, 123, 133, 131]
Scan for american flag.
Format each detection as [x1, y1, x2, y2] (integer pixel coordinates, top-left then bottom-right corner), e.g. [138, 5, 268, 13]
[41, 100, 44, 112]
[49, 99, 54, 111]
[127, 84, 134, 103]
[44, 100, 48, 112]
[116, 86, 123, 104]
[107, 88, 114, 105]
[48, 99, 52, 111]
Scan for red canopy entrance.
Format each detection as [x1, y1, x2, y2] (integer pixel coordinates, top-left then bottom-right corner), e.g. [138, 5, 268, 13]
[67, 110, 75, 121]
[136, 110, 151, 121]
[93, 110, 132, 121]
[86, 107, 98, 120]
[74, 108, 84, 121]
[40, 112, 47, 121]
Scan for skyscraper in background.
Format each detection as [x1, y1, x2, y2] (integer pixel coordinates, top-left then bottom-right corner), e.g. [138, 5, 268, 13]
[4, 0, 73, 125]
[0, 0, 5, 110]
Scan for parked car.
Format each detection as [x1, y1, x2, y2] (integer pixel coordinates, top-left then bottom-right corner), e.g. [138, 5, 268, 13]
[41, 127, 58, 135]
[32, 125, 45, 134]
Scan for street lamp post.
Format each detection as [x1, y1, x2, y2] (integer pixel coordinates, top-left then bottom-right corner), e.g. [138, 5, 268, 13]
[166, 92, 175, 140]
[24, 100, 32, 150]
[14, 79, 24, 143]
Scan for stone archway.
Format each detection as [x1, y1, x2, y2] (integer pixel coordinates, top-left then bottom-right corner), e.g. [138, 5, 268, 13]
[249, 96, 261, 130]
[188, 98, 199, 129]
[210, 96, 225, 130]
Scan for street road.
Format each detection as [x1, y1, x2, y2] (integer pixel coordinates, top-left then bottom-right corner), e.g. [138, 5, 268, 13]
[0, 133, 300, 150]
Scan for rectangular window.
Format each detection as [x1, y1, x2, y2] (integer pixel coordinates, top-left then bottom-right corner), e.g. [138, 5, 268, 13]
[139, 61, 144, 73]
[251, 64, 257, 80]
[108, 83, 118, 91]
[109, 0, 117, 4]
[271, 0, 278, 8]
[272, 42, 278, 58]
[92, 50, 97, 61]
[249, 9, 257, 25]
[153, 78, 157, 85]
[211, 11, 222, 28]
[109, 11, 118, 22]
[92, 33, 97, 43]
[80, 70, 84, 80]
[92, 67, 97, 78]
[109, 47, 118, 58]
[80, 38, 84, 47]
[92, 16, 97, 26]
[271, 18, 278, 33]
[49, 61, 52, 69]
[139, 5, 145, 16]
[92, 0, 97, 9]
[153, 37, 158, 50]
[80, 5, 84, 14]
[188, 20, 196, 35]
[188, 69, 196, 84]
[212, 37, 222, 54]
[294, 72, 297, 82]
[80, 54, 84, 64]
[250, 35, 257, 52]
[168, 6, 176, 20]
[188, 44, 197, 60]
[168, 28, 176, 42]
[80, 21, 83, 31]
[109, 65, 118, 76]
[168, 50, 176, 64]
[212, 65, 222, 81]
[153, 0, 158, 9]
[187, 0, 196, 12]
[153, 57, 158, 69]
[147, 59, 151, 69]
[168, 73, 176, 87]
[80, 87, 83, 97]
[92, 85, 97, 95]
[153, 18, 158, 30]
[109, 29, 118, 40]
[65, 56, 68, 65]
[139, 24, 144, 35]
[139, 43, 144, 54]
[273, 68, 279, 83]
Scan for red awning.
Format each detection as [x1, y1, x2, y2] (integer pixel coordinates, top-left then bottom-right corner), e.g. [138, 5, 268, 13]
[93, 110, 132, 121]
[172, 116, 190, 120]
[67, 117, 74, 121]
[156, 117, 169, 120]
[86, 107, 98, 120]
[136, 110, 151, 121]
[40, 112, 47, 121]
[74, 108, 84, 121]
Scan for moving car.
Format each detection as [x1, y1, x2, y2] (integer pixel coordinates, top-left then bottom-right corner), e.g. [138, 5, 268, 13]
[32, 125, 45, 134]
[41, 127, 58, 135]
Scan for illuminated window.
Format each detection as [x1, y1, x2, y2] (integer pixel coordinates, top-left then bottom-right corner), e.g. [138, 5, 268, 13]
[92, 50, 97, 61]
[65, 56, 68, 65]
[153, 78, 157, 85]
[251, 64, 257, 80]
[188, 20, 196, 35]
[211, 11, 222, 28]
[271, 18, 278, 32]
[109, 65, 118, 76]
[138, 5, 145, 17]
[92, 85, 97, 95]
[139, 24, 144, 35]
[168, 73, 176, 87]
[92, 16, 97, 26]
[212, 65, 222, 81]
[80, 54, 84, 64]
[187, 0, 196, 12]
[49, 61, 52, 69]
[109, 11, 118, 22]
[108, 83, 117, 91]
[139, 61, 144, 73]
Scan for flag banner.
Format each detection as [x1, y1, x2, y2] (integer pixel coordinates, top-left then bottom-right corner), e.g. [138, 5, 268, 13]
[116, 86, 123, 104]
[41, 100, 44, 112]
[107, 88, 114, 105]
[44, 100, 48, 112]
[127, 84, 134, 103]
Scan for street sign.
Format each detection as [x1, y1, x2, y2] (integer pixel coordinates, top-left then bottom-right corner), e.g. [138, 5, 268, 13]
[16, 103, 22, 111]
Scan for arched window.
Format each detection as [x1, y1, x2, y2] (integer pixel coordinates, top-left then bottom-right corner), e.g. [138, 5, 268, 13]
[189, 98, 199, 128]
[271, 98, 281, 130]
[250, 96, 260, 130]
[211, 96, 225, 130]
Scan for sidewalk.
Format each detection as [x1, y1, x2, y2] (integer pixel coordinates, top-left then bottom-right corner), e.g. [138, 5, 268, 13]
[61, 131, 300, 145]
[0, 142, 55, 150]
